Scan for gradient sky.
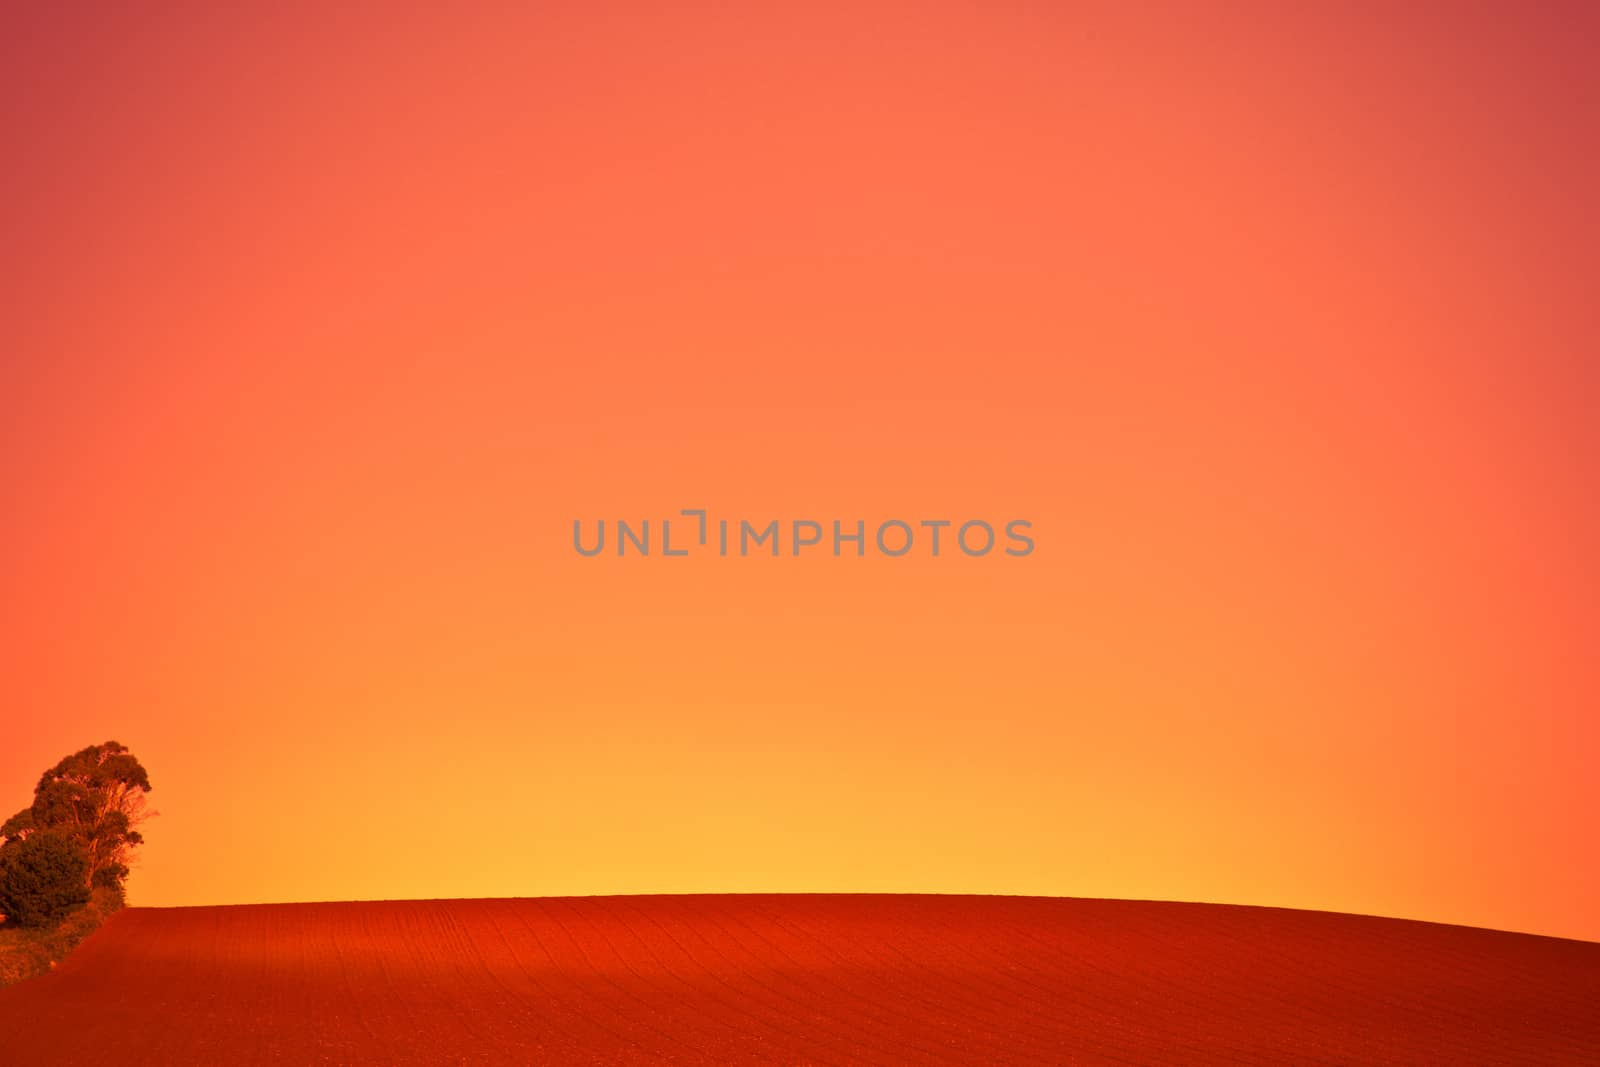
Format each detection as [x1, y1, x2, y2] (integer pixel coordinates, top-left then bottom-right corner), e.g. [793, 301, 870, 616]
[3, 4, 1596, 941]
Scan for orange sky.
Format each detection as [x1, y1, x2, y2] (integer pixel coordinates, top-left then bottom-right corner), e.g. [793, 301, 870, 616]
[3, 4, 1596, 941]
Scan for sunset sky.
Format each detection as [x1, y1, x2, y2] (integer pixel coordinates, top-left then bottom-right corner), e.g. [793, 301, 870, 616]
[3, 4, 1596, 941]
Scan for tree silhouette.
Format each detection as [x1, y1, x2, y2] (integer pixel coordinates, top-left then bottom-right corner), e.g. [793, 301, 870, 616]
[1, 741, 153, 892]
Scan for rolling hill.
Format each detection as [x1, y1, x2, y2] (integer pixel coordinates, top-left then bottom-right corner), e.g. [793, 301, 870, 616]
[0, 894, 1595, 1064]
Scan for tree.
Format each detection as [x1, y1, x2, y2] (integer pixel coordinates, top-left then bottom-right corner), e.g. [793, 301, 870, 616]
[0, 741, 153, 893]
[0, 830, 92, 928]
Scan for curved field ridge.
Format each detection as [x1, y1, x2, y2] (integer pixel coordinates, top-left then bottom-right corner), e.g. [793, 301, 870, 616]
[0, 895, 1595, 1065]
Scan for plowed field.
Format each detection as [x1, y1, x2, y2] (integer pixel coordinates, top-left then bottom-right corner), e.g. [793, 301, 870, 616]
[1, 895, 1595, 1064]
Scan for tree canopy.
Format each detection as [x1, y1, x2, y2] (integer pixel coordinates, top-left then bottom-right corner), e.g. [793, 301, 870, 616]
[1, 741, 153, 895]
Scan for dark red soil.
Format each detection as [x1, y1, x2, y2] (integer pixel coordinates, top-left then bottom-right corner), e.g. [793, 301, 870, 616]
[0, 895, 1595, 1064]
